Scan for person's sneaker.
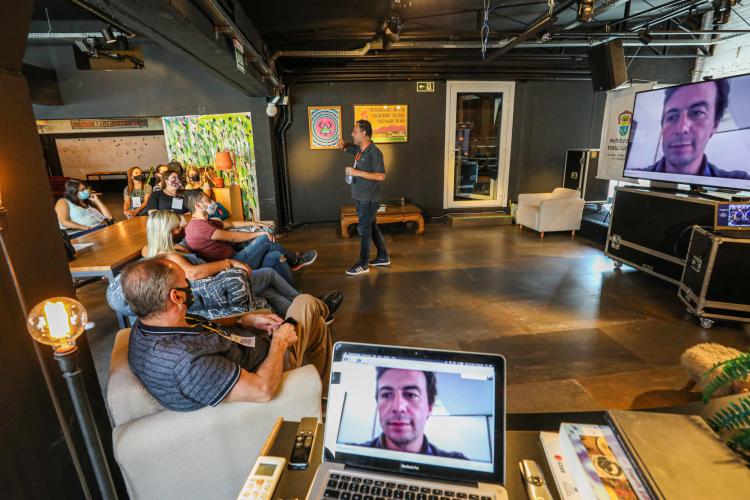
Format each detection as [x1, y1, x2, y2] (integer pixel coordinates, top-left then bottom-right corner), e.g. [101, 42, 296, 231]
[290, 250, 317, 271]
[320, 290, 343, 324]
[345, 264, 369, 276]
[369, 256, 391, 266]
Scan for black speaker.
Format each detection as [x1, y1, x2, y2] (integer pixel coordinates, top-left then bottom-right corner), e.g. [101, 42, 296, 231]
[588, 39, 627, 91]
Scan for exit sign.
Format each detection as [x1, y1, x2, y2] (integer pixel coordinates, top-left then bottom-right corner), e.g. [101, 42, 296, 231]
[417, 81, 435, 92]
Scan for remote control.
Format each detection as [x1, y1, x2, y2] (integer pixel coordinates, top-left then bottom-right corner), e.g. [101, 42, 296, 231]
[519, 459, 553, 500]
[289, 417, 318, 470]
[237, 455, 286, 500]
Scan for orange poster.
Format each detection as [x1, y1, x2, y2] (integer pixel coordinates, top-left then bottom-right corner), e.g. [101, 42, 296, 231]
[354, 105, 408, 143]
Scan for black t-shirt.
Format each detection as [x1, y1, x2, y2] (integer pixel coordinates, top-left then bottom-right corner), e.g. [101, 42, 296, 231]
[345, 143, 385, 202]
[142, 190, 188, 215]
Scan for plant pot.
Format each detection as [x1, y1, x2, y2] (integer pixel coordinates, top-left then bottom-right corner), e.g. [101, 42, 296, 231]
[211, 177, 225, 188]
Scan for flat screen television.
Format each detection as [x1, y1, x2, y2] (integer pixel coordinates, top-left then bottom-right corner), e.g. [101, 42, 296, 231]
[622, 72, 750, 191]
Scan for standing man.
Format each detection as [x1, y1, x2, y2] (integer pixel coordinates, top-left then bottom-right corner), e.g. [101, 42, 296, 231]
[339, 120, 390, 276]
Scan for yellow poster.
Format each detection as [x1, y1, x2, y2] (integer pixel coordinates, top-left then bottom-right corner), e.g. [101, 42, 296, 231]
[354, 105, 408, 143]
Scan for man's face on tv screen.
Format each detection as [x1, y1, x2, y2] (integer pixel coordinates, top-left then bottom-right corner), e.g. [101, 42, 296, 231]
[661, 82, 719, 171]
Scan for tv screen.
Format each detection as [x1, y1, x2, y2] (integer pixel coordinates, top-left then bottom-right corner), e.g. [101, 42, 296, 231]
[622, 73, 750, 191]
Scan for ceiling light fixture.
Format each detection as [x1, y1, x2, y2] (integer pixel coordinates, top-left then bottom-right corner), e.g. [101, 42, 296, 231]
[638, 30, 653, 45]
[577, 0, 595, 23]
[100, 26, 117, 45]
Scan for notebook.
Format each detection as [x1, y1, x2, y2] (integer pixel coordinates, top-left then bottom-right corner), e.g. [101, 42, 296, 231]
[306, 342, 508, 499]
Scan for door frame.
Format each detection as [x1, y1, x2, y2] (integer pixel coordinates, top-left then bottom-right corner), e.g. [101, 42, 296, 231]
[443, 81, 515, 209]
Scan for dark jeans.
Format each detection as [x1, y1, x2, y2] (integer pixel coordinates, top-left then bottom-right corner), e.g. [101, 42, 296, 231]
[233, 234, 295, 285]
[356, 199, 388, 266]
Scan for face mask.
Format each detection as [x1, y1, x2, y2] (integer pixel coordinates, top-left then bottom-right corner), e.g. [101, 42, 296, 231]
[206, 201, 218, 216]
[168, 178, 183, 189]
[190, 174, 200, 182]
[174, 286, 195, 310]
[78, 190, 91, 201]
[133, 174, 144, 182]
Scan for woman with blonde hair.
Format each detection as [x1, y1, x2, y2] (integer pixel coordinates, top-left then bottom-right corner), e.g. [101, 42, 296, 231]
[143, 210, 305, 315]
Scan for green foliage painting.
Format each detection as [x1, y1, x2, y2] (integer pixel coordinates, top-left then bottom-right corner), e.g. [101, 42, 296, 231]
[162, 112, 258, 220]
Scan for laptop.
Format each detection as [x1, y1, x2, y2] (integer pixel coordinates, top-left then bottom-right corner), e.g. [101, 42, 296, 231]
[306, 342, 508, 500]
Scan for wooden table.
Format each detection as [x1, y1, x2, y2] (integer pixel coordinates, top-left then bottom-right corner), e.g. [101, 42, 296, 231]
[70, 217, 147, 326]
[340, 203, 424, 237]
[85, 171, 127, 183]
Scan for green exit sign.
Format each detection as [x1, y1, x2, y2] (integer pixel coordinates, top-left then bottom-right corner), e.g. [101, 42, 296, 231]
[417, 81, 435, 92]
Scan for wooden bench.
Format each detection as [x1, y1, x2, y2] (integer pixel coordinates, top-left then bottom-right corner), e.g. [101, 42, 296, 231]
[340, 203, 425, 237]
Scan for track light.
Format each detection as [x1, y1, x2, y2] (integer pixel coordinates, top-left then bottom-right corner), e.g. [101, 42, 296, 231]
[638, 30, 653, 45]
[100, 26, 117, 45]
[384, 16, 401, 43]
[576, 0, 594, 22]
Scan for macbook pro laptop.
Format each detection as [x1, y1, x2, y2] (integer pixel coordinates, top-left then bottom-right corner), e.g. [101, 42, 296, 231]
[306, 342, 507, 500]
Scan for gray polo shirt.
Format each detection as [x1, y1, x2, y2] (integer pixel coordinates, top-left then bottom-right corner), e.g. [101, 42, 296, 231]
[346, 143, 385, 202]
[127, 320, 267, 411]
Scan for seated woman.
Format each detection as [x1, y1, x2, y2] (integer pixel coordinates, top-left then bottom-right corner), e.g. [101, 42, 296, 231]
[184, 165, 211, 192]
[55, 179, 112, 234]
[152, 164, 169, 192]
[123, 166, 152, 218]
[143, 210, 306, 316]
[142, 169, 189, 215]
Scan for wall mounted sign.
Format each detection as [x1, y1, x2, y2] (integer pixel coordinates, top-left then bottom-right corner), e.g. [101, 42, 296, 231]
[233, 38, 246, 74]
[308, 106, 342, 149]
[70, 118, 149, 129]
[354, 105, 408, 143]
[417, 82, 435, 92]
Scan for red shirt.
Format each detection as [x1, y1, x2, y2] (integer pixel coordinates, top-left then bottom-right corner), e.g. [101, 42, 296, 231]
[185, 218, 234, 261]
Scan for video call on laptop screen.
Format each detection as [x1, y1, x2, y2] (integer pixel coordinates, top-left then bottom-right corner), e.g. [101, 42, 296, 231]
[324, 343, 505, 483]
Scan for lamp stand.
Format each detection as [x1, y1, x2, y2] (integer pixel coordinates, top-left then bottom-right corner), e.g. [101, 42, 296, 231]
[54, 346, 118, 500]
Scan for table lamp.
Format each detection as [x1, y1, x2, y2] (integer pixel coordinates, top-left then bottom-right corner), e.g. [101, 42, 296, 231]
[27, 297, 118, 500]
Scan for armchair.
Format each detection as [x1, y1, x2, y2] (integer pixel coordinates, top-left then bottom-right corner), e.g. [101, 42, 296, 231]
[516, 187, 585, 238]
[107, 329, 322, 500]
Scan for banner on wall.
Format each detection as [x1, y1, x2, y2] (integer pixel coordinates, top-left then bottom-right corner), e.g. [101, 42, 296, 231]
[354, 104, 408, 143]
[597, 82, 655, 181]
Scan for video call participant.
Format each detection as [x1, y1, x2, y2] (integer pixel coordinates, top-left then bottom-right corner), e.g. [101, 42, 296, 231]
[338, 120, 390, 276]
[633, 80, 749, 180]
[357, 368, 468, 459]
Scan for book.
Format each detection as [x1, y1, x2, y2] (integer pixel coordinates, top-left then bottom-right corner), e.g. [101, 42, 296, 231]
[559, 423, 652, 499]
[539, 431, 581, 500]
[606, 410, 750, 499]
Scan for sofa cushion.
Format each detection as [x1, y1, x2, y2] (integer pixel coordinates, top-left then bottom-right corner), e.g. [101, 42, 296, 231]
[107, 329, 165, 427]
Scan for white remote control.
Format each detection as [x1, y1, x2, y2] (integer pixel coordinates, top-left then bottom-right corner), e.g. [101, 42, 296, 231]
[519, 459, 553, 500]
[237, 455, 286, 500]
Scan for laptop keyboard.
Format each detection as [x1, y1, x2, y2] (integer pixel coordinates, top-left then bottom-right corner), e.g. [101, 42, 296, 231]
[322, 473, 494, 500]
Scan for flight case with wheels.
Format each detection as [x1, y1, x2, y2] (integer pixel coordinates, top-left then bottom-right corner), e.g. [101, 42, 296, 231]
[678, 226, 750, 328]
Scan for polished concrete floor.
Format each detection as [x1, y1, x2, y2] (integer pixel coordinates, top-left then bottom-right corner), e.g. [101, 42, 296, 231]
[79, 218, 750, 413]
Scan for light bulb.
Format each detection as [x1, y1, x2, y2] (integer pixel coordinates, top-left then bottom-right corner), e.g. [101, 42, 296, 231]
[27, 297, 87, 349]
[266, 103, 278, 117]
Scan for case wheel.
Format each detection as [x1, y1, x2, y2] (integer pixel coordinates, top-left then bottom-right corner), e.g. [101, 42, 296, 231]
[613, 260, 623, 269]
[699, 317, 715, 329]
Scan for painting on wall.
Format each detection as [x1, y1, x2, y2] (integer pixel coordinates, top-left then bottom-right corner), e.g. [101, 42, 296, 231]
[308, 106, 342, 149]
[162, 112, 258, 220]
[354, 105, 408, 143]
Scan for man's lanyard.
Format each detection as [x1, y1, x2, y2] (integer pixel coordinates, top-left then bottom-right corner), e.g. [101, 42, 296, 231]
[186, 315, 257, 348]
[354, 144, 371, 168]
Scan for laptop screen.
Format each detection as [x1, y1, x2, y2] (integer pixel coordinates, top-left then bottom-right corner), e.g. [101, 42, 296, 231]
[324, 342, 506, 485]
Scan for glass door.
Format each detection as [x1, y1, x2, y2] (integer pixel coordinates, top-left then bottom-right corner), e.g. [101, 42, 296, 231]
[443, 81, 515, 208]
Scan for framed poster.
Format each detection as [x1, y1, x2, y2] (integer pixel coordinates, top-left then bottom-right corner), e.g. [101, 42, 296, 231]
[308, 106, 342, 149]
[354, 104, 408, 143]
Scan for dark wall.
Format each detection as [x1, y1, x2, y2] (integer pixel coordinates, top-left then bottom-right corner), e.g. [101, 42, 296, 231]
[286, 81, 447, 223]
[24, 40, 279, 219]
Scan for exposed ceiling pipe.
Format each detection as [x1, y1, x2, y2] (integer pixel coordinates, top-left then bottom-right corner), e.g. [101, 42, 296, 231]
[391, 36, 740, 48]
[27, 31, 128, 40]
[68, 0, 137, 38]
[691, 10, 715, 81]
[270, 43, 373, 64]
[201, 0, 281, 90]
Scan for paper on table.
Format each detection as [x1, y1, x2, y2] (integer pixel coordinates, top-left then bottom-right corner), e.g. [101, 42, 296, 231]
[73, 243, 94, 252]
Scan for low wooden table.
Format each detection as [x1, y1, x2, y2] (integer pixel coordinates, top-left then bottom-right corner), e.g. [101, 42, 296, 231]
[70, 216, 148, 327]
[340, 203, 424, 237]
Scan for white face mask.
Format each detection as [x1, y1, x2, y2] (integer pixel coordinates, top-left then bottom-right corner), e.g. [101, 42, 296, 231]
[205, 201, 218, 215]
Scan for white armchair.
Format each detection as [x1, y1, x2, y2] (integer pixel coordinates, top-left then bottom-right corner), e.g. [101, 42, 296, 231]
[107, 329, 322, 500]
[516, 187, 585, 238]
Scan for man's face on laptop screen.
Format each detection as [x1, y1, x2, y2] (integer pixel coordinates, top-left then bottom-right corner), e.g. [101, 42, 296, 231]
[376, 369, 432, 451]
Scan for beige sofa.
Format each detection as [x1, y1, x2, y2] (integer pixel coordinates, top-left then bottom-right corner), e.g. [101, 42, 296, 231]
[516, 187, 585, 238]
[107, 329, 322, 500]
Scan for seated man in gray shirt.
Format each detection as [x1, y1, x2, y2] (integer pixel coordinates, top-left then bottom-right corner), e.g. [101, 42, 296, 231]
[121, 257, 333, 411]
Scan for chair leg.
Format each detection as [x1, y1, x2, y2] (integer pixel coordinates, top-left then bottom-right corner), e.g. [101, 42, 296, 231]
[518, 224, 522, 230]
[571, 230, 576, 238]
[540, 231, 544, 239]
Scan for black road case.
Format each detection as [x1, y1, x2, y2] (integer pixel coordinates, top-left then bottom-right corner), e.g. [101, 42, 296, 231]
[562, 149, 609, 205]
[678, 226, 750, 328]
[605, 187, 718, 285]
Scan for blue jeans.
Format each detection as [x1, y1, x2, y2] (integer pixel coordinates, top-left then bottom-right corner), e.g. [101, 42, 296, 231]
[233, 234, 294, 285]
[356, 200, 388, 266]
[250, 267, 299, 315]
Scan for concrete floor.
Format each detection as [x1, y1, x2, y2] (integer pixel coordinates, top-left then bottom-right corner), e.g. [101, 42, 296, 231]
[78, 216, 750, 413]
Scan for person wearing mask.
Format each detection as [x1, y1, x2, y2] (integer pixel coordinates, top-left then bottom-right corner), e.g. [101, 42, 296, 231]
[185, 166, 210, 192]
[143, 169, 189, 215]
[123, 166, 153, 218]
[153, 164, 170, 192]
[141, 210, 344, 317]
[183, 190, 316, 285]
[55, 179, 112, 233]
